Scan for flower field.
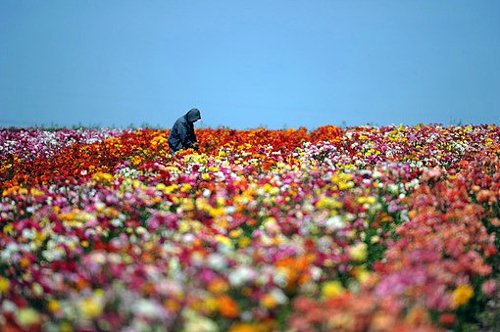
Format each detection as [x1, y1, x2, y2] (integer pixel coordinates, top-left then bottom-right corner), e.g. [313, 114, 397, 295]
[1, 124, 500, 331]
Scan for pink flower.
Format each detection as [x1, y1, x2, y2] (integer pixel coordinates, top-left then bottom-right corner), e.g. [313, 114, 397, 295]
[481, 279, 497, 297]
[421, 168, 442, 182]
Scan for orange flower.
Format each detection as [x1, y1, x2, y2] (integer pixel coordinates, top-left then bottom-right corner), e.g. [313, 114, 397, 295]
[207, 279, 229, 294]
[216, 294, 240, 318]
[438, 313, 456, 327]
[405, 305, 431, 325]
[276, 254, 315, 294]
[260, 293, 279, 309]
[228, 322, 273, 332]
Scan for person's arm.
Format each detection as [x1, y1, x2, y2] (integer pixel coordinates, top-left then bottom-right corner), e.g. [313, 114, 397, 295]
[177, 122, 197, 150]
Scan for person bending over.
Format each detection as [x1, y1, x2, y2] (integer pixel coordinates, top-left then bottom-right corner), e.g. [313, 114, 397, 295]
[168, 108, 201, 154]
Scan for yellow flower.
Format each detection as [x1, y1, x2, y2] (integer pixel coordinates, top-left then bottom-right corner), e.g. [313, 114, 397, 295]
[30, 188, 45, 196]
[315, 196, 342, 210]
[131, 155, 143, 166]
[3, 223, 14, 235]
[238, 237, 251, 248]
[17, 307, 41, 327]
[178, 220, 190, 233]
[370, 235, 380, 244]
[151, 134, 168, 147]
[208, 206, 226, 218]
[215, 235, 233, 249]
[202, 296, 219, 313]
[352, 266, 370, 283]
[165, 184, 179, 193]
[357, 195, 376, 206]
[156, 183, 167, 191]
[260, 293, 279, 309]
[349, 242, 368, 262]
[229, 229, 243, 238]
[216, 197, 226, 207]
[2, 185, 19, 197]
[48, 299, 61, 314]
[34, 230, 47, 243]
[59, 322, 74, 332]
[452, 284, 474, 308]
[0, 276, 10, 293]
[92, 172, 114, 184]
[322, 280, 345, 298]
[263, 183, 279, 195]
[180, 183, 192, 193]
[184, 153, 207, 164]
[79, 290, 104, 319]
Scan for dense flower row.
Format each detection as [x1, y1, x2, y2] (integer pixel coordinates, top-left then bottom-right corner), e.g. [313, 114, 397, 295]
[1, 124, 499, 331]
[0, 128, 130, 163]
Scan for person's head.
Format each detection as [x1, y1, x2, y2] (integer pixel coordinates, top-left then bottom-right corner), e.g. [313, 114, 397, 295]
[186, 108, 201, 123]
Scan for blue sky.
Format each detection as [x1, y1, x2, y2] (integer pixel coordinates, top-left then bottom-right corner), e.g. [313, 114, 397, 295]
[1, 1, 499, 130]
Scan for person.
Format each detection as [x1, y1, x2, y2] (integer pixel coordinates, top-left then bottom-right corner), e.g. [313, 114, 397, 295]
[168, 108, 201, 154]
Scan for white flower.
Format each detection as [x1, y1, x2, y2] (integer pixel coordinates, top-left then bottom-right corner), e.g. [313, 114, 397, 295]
[111, 218, 123, 227]
[132, 299, 166, 319]
[228, 265, 256, 287]
[206, 253, 227, 271]
[326, 216, 345, 230]
[273, 270, 288, 287]
[269, 288, 288, 305]
[182, 309, 219, 332]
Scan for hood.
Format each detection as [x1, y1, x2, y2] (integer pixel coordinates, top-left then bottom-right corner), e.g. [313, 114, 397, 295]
[186, 108, 201, 123]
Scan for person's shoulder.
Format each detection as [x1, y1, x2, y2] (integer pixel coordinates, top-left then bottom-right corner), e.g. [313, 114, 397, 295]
[173, 116, 185, 124]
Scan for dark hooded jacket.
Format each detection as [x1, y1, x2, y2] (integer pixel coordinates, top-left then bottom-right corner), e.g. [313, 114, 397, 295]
[168, 108, 201, 153]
